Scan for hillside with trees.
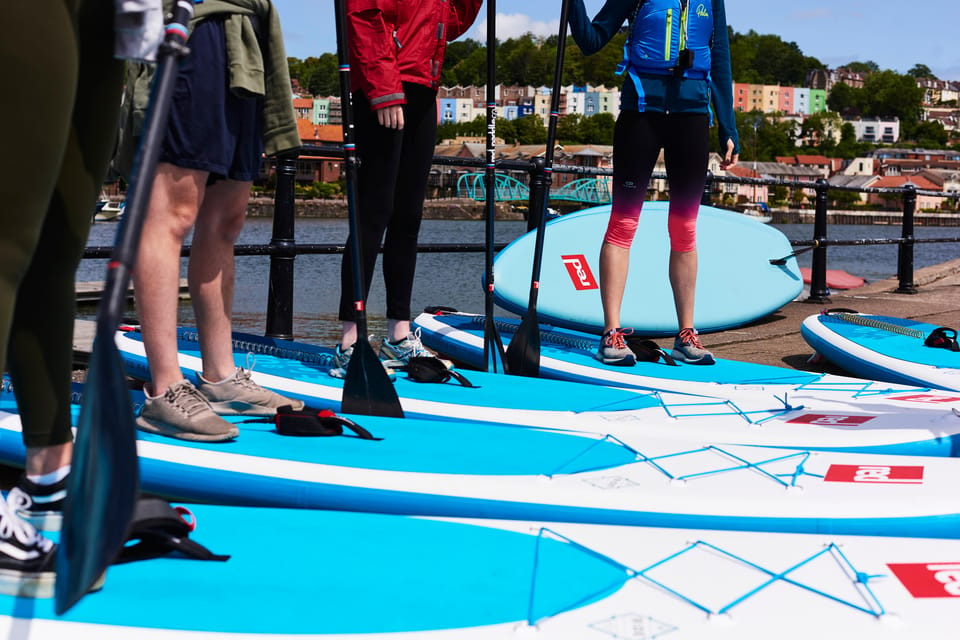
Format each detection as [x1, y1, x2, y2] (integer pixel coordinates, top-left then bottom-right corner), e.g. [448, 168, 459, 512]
[288, 29, 952, 155]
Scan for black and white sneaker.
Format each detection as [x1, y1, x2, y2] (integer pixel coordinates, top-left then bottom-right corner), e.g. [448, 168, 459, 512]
[7, 475, 66, 531]
[0, 498, 56, 598]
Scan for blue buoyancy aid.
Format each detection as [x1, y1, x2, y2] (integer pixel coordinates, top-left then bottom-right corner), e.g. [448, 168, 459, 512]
[617, 0, 715, 110]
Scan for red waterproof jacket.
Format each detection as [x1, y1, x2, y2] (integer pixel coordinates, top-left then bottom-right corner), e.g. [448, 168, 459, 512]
[346, 0, 482, 109]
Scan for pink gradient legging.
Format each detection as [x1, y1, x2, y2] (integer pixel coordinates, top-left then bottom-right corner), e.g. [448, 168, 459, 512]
[605, 111, 710, 252]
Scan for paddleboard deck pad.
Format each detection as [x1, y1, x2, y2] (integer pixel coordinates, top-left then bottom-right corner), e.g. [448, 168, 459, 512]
[491, 203, 803, 335]
[1, 504, 959, 638]
[802, 311, 960, 391]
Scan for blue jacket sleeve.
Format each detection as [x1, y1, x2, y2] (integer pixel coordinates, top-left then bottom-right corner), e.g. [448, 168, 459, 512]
[568, 0, 634, 56]
[709, 0, 739, 154]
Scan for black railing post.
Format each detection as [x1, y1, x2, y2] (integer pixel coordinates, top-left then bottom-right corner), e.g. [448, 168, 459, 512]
[526, 156, 548, 233]
[896, 184, 918, 294]
[806, 178, 831, 302]
[264, 152, 298, 339]
[701, 170, 713, 206]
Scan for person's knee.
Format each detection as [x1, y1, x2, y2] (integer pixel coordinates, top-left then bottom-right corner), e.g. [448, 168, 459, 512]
[667, 215, 697, 252]
[603, 210, 639, 248]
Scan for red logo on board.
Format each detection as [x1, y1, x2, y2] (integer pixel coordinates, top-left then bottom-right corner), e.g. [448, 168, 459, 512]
[888, 563, 960, 598]
[824, 464, 925, 484]
[891, 394, 960, 404]
[786, 414, 875, 426]
[561, 255, 599, 290]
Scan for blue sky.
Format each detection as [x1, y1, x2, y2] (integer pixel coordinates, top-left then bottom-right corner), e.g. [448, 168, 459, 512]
[274, 0, 960, 81]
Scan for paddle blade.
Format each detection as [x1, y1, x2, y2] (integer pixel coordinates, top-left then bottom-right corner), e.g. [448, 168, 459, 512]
[55, 336, 139, 615]
[341, 340, 404, 418]
[505, 314, 541, 378]
[483, 315, 508, 374]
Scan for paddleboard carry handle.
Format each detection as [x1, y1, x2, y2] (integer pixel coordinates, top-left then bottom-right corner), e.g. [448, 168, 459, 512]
[402, 357, 477, 388]
[115, 497, 230, 564]
[250, 406, 380, 440]
[924, 327, 960, 352]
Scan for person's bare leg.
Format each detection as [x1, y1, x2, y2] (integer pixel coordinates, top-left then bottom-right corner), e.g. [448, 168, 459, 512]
[668, 248, 698, 330]
[189, 179, 251, 382]
[24, 443, 71, 476]
[340, 321, 357, 351]
[133, 163, 205, 396]
[600, 241, 631, 333]
[387, 319, 410, 342]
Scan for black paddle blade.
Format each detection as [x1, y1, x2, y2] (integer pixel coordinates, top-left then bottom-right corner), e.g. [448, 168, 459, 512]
[341, 339, 404, 418]
[55, 336, 139, 614]
[483, 315, 508, 374]
[505, 314, 541, 378]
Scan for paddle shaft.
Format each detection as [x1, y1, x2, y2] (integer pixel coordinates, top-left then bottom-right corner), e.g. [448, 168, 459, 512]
[483, 0, 507, 373]
[505, 0, 571, 377]
[56, 0, 194, 615]
[333, 1, 371, 343]
[333, 0, 404, 417]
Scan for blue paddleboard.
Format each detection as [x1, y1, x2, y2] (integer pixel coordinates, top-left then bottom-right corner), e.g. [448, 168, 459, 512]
[802, 311, 960, 391]
[414, 310, 960, 457]
[492, 203, 803, 335]
[113, 327, 960, 457]
[3, 383, 960, 538]
[2, 505, 959, 638]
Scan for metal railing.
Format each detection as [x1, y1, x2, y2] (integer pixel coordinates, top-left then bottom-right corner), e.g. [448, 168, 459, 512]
[84, 144, 960, 339]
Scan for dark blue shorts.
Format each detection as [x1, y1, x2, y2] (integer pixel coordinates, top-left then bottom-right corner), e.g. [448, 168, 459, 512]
[160, 17, 263, 182]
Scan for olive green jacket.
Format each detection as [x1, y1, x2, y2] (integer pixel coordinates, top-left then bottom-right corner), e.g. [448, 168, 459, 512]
[114, 0, 299, 177]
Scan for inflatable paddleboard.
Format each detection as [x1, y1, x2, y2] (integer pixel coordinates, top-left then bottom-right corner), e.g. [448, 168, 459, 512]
[491, 203, 803, 335]
[2, 505, 959, 638]
[414, 310, 960, 457]
[802, 312, 960, 391]
[2, 386, 960, 538]
[112, 327, 960, 457]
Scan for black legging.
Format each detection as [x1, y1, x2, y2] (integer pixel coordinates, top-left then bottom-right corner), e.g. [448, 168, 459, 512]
[606, 111, 709, 252]
[0, 0, 124, 447]
[338, 83, 438, 323]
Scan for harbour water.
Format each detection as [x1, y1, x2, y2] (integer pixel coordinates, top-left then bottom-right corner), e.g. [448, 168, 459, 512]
[80, 215, 960, 345]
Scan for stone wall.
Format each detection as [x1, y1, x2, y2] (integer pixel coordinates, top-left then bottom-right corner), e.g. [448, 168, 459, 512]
[246, 197, 524, 221]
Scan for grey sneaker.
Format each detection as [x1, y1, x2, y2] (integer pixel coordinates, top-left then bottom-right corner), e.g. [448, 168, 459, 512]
[197, 367, 304, 416]
[671, 327, 716, 365]
[329, 342, 397, 380]
[596, 328, 637, 366]
[379, 329, 433, 363]
[136, 380, 239, 442]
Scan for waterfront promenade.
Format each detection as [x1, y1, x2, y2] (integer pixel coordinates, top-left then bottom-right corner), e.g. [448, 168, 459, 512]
[71, 257, 960, 377]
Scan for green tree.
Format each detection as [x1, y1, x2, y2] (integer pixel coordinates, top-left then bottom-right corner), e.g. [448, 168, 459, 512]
[907, 63, 936, 79]
[842, 61, 880, 74]
[728, 30, 822, 84]
[512, 114, 547, 144]
[556, 113, 584, 144]
[579, 112, 615, 144]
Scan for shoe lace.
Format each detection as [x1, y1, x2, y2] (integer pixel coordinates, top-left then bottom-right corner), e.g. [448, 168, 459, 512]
[678, 327, 703, 349]
[0, 502, 52, 551]
[603, 327, 633, 349]
[168, 383, 214, 418]
[6, 486, 32, 513]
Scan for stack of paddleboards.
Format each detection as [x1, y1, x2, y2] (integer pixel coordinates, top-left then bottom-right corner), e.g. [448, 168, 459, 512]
[3, 308, 960, 635]
[490, 203, 803, 335]
[802, 310, 960, 391]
